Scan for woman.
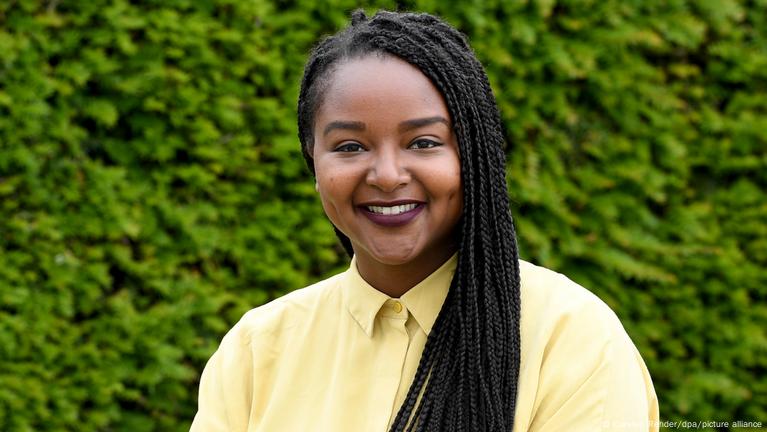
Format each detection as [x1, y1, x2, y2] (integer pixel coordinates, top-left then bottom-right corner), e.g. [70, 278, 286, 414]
[191, 10, 658, 431]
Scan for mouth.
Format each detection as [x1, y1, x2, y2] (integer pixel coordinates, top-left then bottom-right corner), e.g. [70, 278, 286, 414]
[365, 203, 419, 215]
[358, 201, 425, 227]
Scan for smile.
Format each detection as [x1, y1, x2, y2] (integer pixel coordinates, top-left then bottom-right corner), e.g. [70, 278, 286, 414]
[359, 203, 424, 227]
[366, 204, 418, 215]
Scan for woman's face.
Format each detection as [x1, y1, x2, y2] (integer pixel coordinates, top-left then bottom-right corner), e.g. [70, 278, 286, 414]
[312, 55, 463, 270]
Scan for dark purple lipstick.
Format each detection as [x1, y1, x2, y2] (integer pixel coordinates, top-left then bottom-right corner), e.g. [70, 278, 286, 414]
[359, 201, 424, 227]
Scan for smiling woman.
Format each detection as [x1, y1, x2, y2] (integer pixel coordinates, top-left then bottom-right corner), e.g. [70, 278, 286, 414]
[313, 56, 462, 297]
[191, 9, 659, 432]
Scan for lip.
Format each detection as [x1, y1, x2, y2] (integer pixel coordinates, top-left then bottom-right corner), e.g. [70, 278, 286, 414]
[358, 201, 425, 227]
[358, 199, 425, 206]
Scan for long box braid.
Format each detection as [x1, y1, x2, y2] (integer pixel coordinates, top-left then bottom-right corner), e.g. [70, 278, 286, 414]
[297, 10, 522, 432]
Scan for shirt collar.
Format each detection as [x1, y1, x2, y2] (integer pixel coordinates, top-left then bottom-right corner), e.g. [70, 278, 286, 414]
[342, 254, 458, 337]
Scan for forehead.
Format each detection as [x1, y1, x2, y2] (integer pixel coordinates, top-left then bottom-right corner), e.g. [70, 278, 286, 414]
[317, 55, 450, 122]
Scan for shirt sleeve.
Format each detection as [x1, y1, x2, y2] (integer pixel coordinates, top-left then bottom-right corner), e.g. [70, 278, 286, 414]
[527, 299, 659, 432]
[190, 321, 255, 432]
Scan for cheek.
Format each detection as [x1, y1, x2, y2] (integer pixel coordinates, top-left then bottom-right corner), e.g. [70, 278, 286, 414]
[443, 161, 464, 218]
[425, 161, 463, 208]
[316, 176, 339, 225]
[316, 172, 347, 210]
[316, 175, 335, 203]
[443, 158, 463, 199]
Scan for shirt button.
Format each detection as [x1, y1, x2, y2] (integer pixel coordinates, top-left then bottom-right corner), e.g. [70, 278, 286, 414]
[392, 301, 403, 313]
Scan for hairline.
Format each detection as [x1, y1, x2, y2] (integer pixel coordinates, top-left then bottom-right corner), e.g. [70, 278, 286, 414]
[304, 50, 462, 166]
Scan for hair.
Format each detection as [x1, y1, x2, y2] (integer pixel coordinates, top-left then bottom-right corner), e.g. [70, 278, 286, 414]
[297, 9, 521, 432]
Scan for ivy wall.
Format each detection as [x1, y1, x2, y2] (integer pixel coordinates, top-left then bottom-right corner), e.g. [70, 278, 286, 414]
[0, 0, 765, 430]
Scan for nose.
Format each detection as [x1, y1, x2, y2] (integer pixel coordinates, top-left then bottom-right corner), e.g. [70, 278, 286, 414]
[366, 147, 410, 192]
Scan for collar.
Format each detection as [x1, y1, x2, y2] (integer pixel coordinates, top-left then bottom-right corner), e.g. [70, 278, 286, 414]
[342, 254, 458, 337]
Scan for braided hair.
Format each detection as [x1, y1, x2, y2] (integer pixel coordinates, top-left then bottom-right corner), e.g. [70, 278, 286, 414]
[297, 10, 522, 432]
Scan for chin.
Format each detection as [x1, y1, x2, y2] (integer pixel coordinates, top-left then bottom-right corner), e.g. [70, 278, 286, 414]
[371, 254, 416, 266]
[364, 244, 420, 266]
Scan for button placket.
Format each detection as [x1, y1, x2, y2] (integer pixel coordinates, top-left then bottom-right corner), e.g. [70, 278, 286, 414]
[381, 299, 408, 320]
[392, 301, 403, 313]
[376, 299, 411, 430]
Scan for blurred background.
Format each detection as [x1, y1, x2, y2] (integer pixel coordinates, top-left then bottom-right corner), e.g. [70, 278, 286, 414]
[0, 0, 765, 430]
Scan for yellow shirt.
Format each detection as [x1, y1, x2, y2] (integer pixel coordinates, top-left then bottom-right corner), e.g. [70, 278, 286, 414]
[191, 255, 659, 431]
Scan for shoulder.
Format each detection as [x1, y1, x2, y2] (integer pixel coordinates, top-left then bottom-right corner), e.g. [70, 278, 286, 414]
[519, 259, 624, 341]
[226, 271, 346, 346]
[517, 259, 634, 392]
[515, 260, 658, 430]
[193, 273, 347, 431]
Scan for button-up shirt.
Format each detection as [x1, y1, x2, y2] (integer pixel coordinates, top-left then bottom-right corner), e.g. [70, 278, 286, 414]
[191, 255, 659, 431]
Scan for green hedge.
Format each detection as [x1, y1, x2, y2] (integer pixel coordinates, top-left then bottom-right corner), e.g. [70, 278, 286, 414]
[0, 0, 764, 430]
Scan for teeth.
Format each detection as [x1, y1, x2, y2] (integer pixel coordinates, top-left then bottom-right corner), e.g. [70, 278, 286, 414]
[367, 203, 418, 215]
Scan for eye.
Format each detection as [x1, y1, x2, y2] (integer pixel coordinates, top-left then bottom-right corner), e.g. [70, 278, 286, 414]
[409, 139, 442, 149]
[334, 142, 365, 152]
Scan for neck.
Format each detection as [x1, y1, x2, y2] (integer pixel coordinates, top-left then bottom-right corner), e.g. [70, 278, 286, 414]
[353, 246, 457, 298]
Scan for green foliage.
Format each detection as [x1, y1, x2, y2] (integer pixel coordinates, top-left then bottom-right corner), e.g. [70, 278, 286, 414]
[0, 0, 764, 430]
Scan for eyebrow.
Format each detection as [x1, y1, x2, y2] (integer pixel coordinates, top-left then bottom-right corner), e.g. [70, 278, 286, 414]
[323, 120, 366, 136]
[322, 116, 450, 137]
[398, 116, 450, 132]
